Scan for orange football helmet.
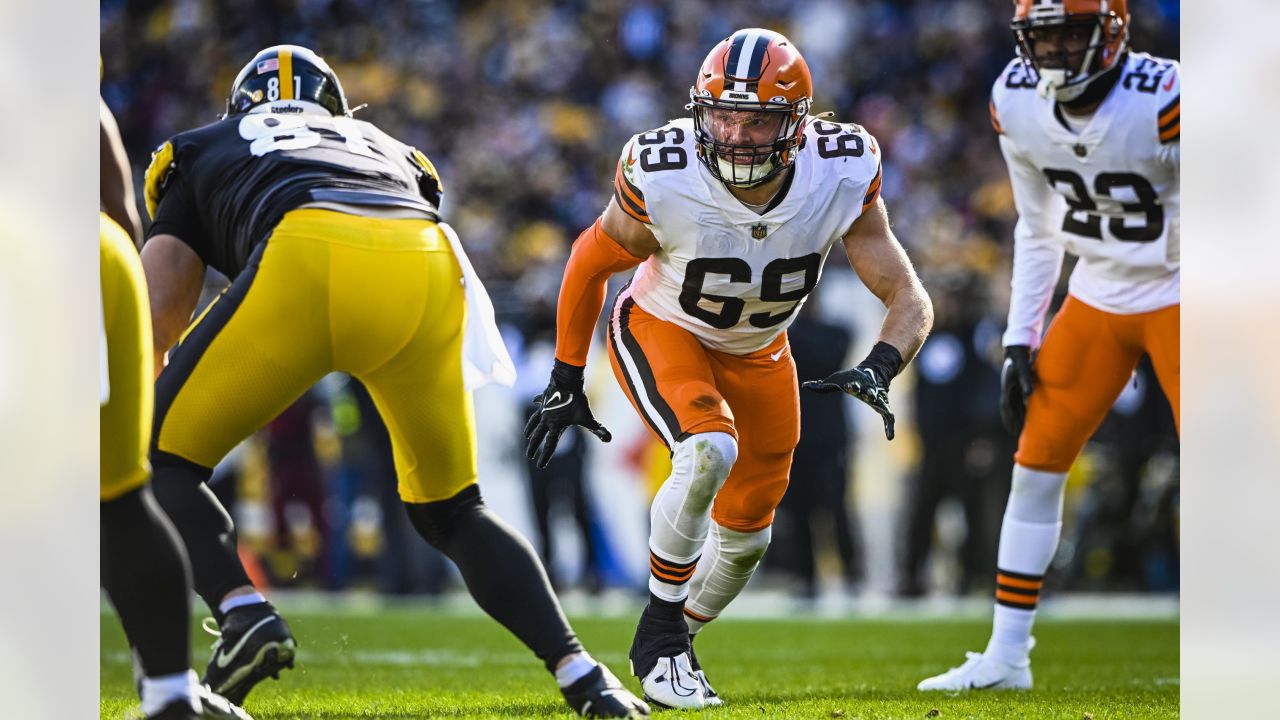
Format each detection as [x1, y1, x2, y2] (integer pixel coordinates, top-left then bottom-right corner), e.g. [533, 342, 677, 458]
[1011, 0, 1129, 102]
[688, 28, 812, 187]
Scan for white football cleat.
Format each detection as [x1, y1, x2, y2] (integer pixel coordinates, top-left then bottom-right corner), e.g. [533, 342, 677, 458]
[693, 669, 723, 707]
[917, 645, 1033, 691]
[637, 653, 706, 709]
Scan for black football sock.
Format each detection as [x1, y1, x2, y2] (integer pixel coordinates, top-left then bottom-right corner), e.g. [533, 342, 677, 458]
[150, 452, 252, 617]
[405, 485, 584, 670]
[101, 485, 192, 677]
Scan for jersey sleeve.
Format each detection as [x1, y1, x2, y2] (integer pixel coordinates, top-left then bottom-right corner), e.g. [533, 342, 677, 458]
[613, 136, 652, 225]
[1155, 61, 1180, 173]
[405, 144, 444, 208]
[144, 139, 213, 263]
[860, 129, 884, 212]
[999, 134, 1065, 349]
[1156, 61, 1180, 145]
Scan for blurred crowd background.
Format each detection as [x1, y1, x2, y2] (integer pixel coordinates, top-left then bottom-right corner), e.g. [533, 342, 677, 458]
[99, 0, 1180, 603]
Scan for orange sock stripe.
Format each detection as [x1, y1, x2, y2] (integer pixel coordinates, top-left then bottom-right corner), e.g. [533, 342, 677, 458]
[650, 565, 696, 583]
[996, 588, 1039, 609]
[650, 553, 698, 573]
[650, 553, 698, 583]
[996, 573, 1043, 591]
[684, 607, 717, 624]
[996, 584, 1040, 599]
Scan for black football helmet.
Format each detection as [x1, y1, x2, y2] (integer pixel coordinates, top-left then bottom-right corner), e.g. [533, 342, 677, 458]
[224, 45, 350, 117]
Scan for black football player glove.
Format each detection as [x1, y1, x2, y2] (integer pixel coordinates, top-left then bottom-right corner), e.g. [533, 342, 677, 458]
[802, 341, 903, 441]
[803, 366, 895, 440]
[1000, 345, 1035, 437]
[524, 360, 612, 469]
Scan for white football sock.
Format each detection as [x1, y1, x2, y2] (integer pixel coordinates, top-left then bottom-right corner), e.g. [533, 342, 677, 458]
[554, 651, 599, 688]
[987, 464, 1066, 665]
[219, 590, 268, 616]
[139, 669, 200, 716]
[685, 523, 771, 632]
[647, 432, 737, 602]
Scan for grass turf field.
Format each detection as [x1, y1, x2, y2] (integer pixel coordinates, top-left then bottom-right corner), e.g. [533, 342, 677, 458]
[101, 603, 1178, 719]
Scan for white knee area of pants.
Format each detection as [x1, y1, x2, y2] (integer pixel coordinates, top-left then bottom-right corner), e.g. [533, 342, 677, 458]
[649, 432, 738, 553]
[1005, 464, 1067, 523]
[687, 523, 772, 622]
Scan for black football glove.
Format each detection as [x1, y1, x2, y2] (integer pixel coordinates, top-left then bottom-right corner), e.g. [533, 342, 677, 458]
[524, 360, 612, 469]
[1000, 345, 1035, 437]
[803, 341, 903, 441]
[803, 366, 895, 440]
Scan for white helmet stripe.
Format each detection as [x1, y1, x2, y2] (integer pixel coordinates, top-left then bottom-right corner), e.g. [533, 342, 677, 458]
[732, 29, 763, 92]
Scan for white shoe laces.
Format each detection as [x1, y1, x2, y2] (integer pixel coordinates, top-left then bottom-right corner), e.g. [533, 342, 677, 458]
[201, 617, 224, 651]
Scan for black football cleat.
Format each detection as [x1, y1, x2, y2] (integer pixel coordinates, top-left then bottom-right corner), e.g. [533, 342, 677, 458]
[628, 609, 705, 709]
[145, 701, 199, 720]
[201, 603, 296, 705]
[561, 664, 650, 718]
[144, 688, 254, 720]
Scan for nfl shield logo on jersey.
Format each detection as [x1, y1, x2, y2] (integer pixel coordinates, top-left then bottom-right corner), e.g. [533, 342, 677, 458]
[751, 223, 768, 239]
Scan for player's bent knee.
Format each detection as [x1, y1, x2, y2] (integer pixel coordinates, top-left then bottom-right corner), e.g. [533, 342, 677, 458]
[675, 431, 738, 504]
[404, 482, 483, 550]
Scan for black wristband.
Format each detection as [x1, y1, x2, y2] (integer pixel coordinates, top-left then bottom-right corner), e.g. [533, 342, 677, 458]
[551, 359, 586, 392]
[857, 341, 904, 387]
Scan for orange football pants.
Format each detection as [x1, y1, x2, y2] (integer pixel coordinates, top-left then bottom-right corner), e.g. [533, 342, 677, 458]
[1017, 295, 1180, 472]
[607, 294, 801, 533]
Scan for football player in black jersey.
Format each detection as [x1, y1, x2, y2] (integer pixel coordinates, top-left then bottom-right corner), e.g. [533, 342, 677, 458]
[140, 45, 647, 718]
[101, 84, 251, 719]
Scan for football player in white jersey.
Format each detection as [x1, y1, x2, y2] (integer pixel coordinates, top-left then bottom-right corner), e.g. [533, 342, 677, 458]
[919, 0, 1179, 691]
[525, 28, 933, 708]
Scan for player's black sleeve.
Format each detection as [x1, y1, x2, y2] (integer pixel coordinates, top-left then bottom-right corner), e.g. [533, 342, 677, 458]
[148, 166, 213, 265]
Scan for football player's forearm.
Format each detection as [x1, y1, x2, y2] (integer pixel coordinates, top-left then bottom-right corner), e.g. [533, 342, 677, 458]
[554, 218, 643, 366]
[875, 280, 933, 364]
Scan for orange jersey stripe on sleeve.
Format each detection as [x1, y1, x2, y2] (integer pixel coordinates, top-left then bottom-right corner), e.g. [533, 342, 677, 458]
[614, 160, 650, 223]
[862, 163, 883, 211]
[1158, 95, 1180, 144]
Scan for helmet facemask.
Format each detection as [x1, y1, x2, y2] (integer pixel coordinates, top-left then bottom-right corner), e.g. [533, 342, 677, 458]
[689, 92, 807, 188]
[1013, 13, 1127, 102]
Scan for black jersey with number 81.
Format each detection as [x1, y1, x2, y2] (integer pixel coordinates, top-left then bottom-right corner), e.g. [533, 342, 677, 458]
[144, 111, 443, 279]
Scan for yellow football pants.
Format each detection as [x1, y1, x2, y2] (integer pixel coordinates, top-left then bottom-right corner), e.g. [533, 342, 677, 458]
[101, 212, 154, 501]
[153, 208, 476, 502]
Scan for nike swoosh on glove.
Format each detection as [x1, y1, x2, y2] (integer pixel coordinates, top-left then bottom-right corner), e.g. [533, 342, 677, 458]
[524, 360, 612, 469]
[802, 366, 896, 440]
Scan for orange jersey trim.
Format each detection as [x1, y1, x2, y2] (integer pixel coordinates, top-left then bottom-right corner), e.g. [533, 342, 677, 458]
[1158, 95, 1180, 143]
[989, 99, 1004, 134]
[614, 158, 650, 224]
[862, 162, 883, 211]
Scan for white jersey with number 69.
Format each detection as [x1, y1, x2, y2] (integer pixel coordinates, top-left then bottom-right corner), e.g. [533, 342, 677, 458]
[612, 117, 883, 355]
[991, 52, 1180, 348]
